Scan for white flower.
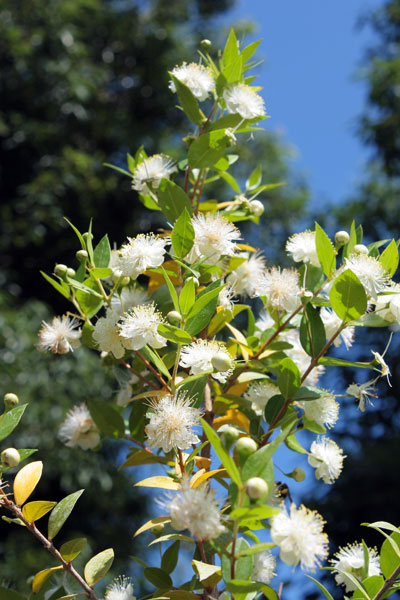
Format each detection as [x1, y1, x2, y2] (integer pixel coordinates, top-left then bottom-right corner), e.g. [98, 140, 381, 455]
[375, 284, 400, 322]
[298, 392, 339, 429]
[105, 576, 136, 600]
[347, 379, 378, 412]
[145, 393, 201, 453]
[244, 380, 279, 416]
[320, 307, 355, 350]
[252, 551, 277, 584]
[286, 230, 321, 267]
[343, 254, 389, 300]
[111, 285, 149, 315]
[179, 340, 233, 383]
[223, 83, 266, 119]
[132, 154, 175, 192]
[227, 252, 266, 297]
[218, 284, 235, 314]
[93, 308, 125, 359]
[330, 543, 381, 592]
[169, 480, 224, 541]
[169, 62, 215, 101]
[108, 249, 123, 281]
[119, 303, 166, 351]
[38, 315, 81, 354]
[117, 234, 166, 279]
[308, 437, 345, 484]
[270, 503, 329, 571]
[255, 310, 275, 336]
[187, 213, 240, 265]
[254, 267, 302, 313]
[58, 404, 100, 450]
[282, 330, 325, 386]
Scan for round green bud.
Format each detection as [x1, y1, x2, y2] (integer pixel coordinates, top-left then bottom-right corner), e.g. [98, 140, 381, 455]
[291, 467, 306, 482]
[54, 264, 68, 278]
[4, 392, 19, 408]
[1, 448, 21, 468]
[235, 437, 258, 457]
[82, 232, 93, 243]
[250, 200, 264, 217]
[186, 276, 199, 288]
[66, 267, 76, 278]
[353, 244, 369, 256]
[120, 276, 131, 287]
[245, 477, 269, 499]
[218, 424, 240, 448]
[167, 310, 182, 325]
[200, 39, 212, 52]
[334, 230, 350, 245]
[211, 351, 232, 372]
[76, 249, 88, 263]
[150, 523, 165, 536]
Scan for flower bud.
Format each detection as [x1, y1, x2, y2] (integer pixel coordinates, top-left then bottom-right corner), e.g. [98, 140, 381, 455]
[250, 200, 264, 217]
[167, 310, 182, 325]
[1, 448, 20, 468]
[54, 264, 68, 278]
[76, 249, 88, 263]
[211, 351, 232, 372]
[4, 392, 19, 409]
[66, 267, 76, 278]
[218, 424, 240, 449]
[200, 39, 212, 52]
[353, 244, 369, 256]
[150, 523, 165, 536]
[120, 277, 131, 287]
[83, 232, 93, 244]
[245, 477, 269, 499]
[235, 437, 257, 457]
[186, 276, 199, 288]
[334, 230, 350, 245]
[291, 467, 306, 482]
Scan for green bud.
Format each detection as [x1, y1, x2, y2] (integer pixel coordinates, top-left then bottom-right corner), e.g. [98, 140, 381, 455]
[200, 39, 212, 52]
[167, 310, 182, 325]
[150, 523, 165, 536]
[66, 267, 76, 278]
[120, 276, 130, 287]
[334, 230, 350, 245]
[250, 200, 264, 217]
[211, 351, 232, 372]
[4, 392, 19, 409]
[353, 244, 369, 256]
[291, 467, 306, 482]
[218, 424, 240, 450]
[76, 249, 88, 263]
[83, 232, 93, 244]
[1, 448, 21, 468]
[186, 276, 199, 288]
[54, 264, 68, 278]
[235, 437, 257, 457]
[245, 477, 269, 499]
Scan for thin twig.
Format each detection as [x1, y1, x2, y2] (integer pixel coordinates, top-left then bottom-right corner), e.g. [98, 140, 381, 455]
[118, 359, 159, 389]
[372, 561, 400, 600]
[135, 350, 172, 393]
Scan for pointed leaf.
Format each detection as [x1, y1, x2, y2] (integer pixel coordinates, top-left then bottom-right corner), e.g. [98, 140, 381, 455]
[84, 548, 114, 586]
[277, 358, 301, 399]
[170, 74, 204, 126]
[0, 404, 28, 442]
[22, 501, 56, 523]
[158, 179, 191, 223]
[144, 567, 173, 589]
[93, 234, 111, 268]
[299, 303, 326, 358]
[60, 538, 87, 562]
[87, 399, 125, 438]
[32, 566, 63, 593]
[157, 324, 193, 345]
[48, 489, 84, 540]
[161, 541, 180, 574]
[134, 476, 181, 490]
[13, 461, 43, 506]
[379, 239, 398, 276]
[41, 271, 70, 299]
[315, 222, 335, 277]
[134, 516, 171, 537]
[330, 269, 367, 321]
[201, 418, 242, 488]
[171, 207, 195, 258]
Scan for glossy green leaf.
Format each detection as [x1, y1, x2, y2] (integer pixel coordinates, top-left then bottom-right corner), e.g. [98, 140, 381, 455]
[285, 434, 308, 454]
[330, 269, 367, 321]
[352, 576, 384, 599]
[161, 541, 180, 574]
[144, 567, 173, 589]
[241, 39, 261, 63]
[380, 532, 400, 578]
[87, 399, 124, 438]
[246, 165, 262, 191]
[379, 239, 398, 276]
[201, 418, 242, 488]
[139, 346, 172, 380]
[60, 537, 87, 562]
[74, 276, 103, 318]
[81, 322, 97, 349]
[84, 548, 114, 586]
[41, 271, 70, 299]
[170, 74, 204, 126]
[188, 131, 228, 169]
[171, 207, 194, 258]
[186, 280, 222, 335]
[179, 278, 196, 316]
[48, 489, 84, 540]
[221, 538, 252, 583]
[93, 234, 111, 268]
[264, 394, 285, 426]
[277, 358, 301, 399]
[315, 222, 336, 277]
[0, 404, 27, 442]
[158, 179, 191, 223]
[299, 303, 326, 358]
[157, 323, 193, 344]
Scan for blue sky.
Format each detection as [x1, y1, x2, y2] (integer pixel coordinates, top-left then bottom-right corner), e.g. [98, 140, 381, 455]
[225, 0, 383, 209]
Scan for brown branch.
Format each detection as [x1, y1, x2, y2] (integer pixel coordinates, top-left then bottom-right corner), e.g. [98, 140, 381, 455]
[118, 359, 160, 389]
[134, 350, 172, 393]
[201, 381, 214, 459]
[372, 561, 400, 600]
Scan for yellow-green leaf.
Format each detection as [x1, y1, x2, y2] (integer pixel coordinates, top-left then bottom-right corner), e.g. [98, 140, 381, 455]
[134, 516, 171, 537]
[13, 461, 43, 506]
[32, 566, 63, 593]
[84, 548, 114, 586]
[60, 538, 87, 562]
[22, 500, 56, 523]
[134, 476, 181, 490]
[149, 533, 194, 545]
[192, 560, 221, 587]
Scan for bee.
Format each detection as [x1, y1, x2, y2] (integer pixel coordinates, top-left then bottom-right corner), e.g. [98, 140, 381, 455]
[275, 481, 293, 503]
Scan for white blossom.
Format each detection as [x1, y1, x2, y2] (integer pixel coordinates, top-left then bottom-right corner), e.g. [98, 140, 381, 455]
[298, 392, 339, 429]
[145, 393, 201, 453]
[58, 404, 100, 450]
[132, 154, 175, 192]
[38, 315, 81, 354]
[117, 234, 166, 280]
[223, 83, 266, 119]
[374, 284, 400, 322]
[308, 437, 345, 484]
[111, 285, 149, 315]
[343, 254, 389, 300]
[227, 252, 266, 297]
[169, 480, 224, 541]
[116, 372, 148, 407]
[270, 503, 329, 571]
[187, 213, 240, 265]
[244, 380, 279, 416]
[180, 340, 233, 383]
[286, 230, 321, 267]
[282, 329, 325, 386]
[252, 551, 277, 584]
[105, 576, 136, 600]
[255, 310, 275, 336]
[218, 284, 235, 314]
[330, 543, 381, 592]
[119, 303, 166, 351]
[169, 63, 215, 101]
[254, 267, 302, 313]
[93, 308, 125, 359]
[347, 379, 378, 412]
[320, 307, 355, 350]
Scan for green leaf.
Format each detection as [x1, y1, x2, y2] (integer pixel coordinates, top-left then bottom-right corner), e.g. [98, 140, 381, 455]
[144, 567, 173, 589]
[103, 162, 132, 177]
[315, 222, 336, 277]
[221, 29, 242, 84]
[186, 280, 222, 335]
[0, 404, 28, 442]
[161, 541, 180, 574]
[201, 418, 242, 488]
[342, 220, 358, 259]
[0, 586, 26, 600]
[379, 239, 398, 276]
[299, 303, 326, 358]
[160, 266, 180, 313]
[264, 394, 285, 426]
[380, 532, 400, 578]
[330, 269, 368, 321]
[41, 270, 71, 300]
[188, 131, 228, 169]
[171, 208, 195, 258]
[74, 276, 103, 318]
[246, 165, 262, 191]
[81, 322, 97, 350]
[222, 538, 252, 583]
[157, 323, 193, 344]
[235, 542, 275, 558]
[158, 179, 191, 223]
[177, 374, 208, 407]
[48, 490, 84, 540]
[179, 278, 196, 316]
[93, 234, 111, 268]
[139, 346, 172, 380]
[277, 358, 301, 399]
[64, 217, 86, 250]
[60, 537, 87, 562]
[218, 170, 241, 193]
[230, 506, 279, 521]
[0, 448, 37, 474]
[187, 285, 224, 319]
[285, 434, 308, 454]
[170, 74, 204, 125]
[90, 267, 112, 279]
[352, 576, 385, 599]
[241, 39, 261, 64]
[84, 548, 114, 586]
[306, 576, 334, 600]
[87, 399, 125, 438]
